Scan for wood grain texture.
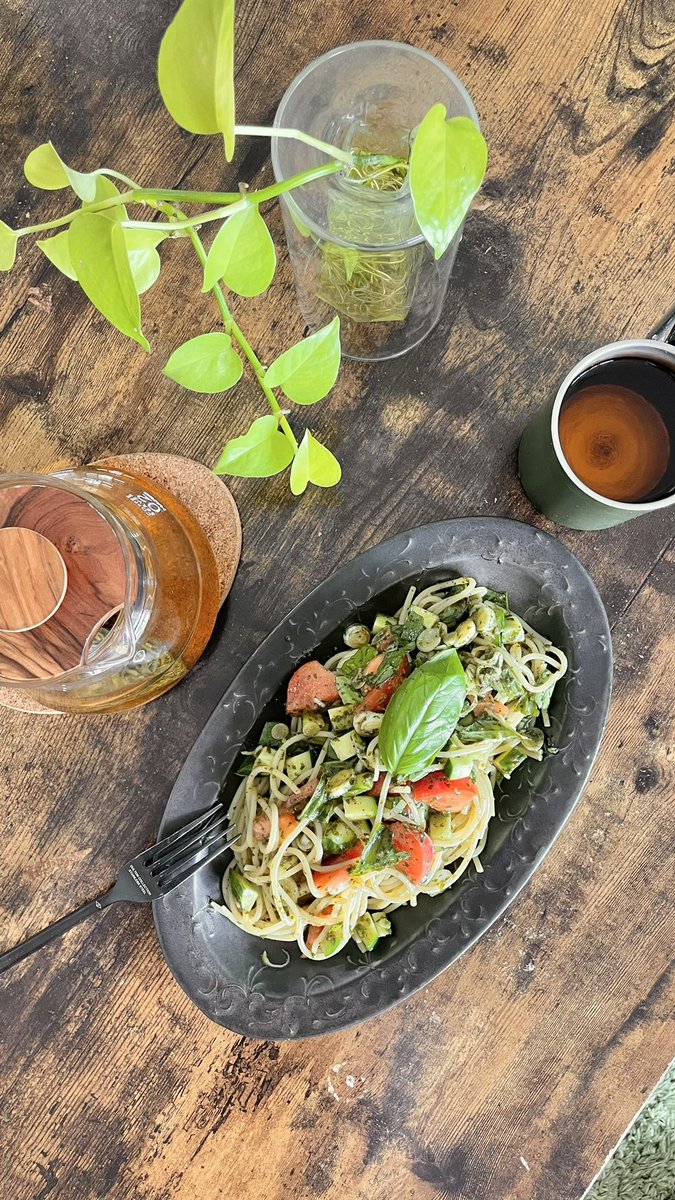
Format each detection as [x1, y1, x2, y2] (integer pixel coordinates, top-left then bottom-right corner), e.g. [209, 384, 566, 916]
[0, 0, 674, 1198]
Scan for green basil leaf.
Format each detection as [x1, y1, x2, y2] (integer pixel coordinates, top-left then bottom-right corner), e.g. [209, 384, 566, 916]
[158, 0, 235, 160]
[389, 612, 425, 650]
[351, 825, 408, 876]
[203, 205, 276, 296]
[340, 645, 378, 679]
[0, 221, 18, 271]
[290, 430, 341, 496]
[409, 106, 488, 260]
[214, 415, 295, 478]
[68, 211, 150, 351]
[264, 317, 341, 405]
[335, 676, 361, 705]
[164, 331, 242, 393]
[379, 649, 467, 779]
[38, 230, 76, 279]
[24, 141, 100, 202]
[483, 588, 509, 608]
[372, 647, 408, 686]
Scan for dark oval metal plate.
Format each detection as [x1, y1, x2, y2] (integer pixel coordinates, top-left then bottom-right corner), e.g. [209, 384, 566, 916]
[154, 518, 612, 1040]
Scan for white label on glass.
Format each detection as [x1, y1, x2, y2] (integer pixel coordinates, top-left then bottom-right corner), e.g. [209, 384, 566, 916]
[127, 490, 166, 517]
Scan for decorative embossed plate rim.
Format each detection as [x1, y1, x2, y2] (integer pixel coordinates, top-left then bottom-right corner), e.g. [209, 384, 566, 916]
[154, 518, 612, 1040]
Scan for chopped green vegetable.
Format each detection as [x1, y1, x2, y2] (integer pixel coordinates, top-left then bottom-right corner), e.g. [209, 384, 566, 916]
[301, 777, 332, 821]
[340, 644, 378, 679]
[260, 720, 288, 747]
[372, 913, 392, 937]
[329, 730, 364, 762]
[286, 750, 313, 781]
[438, 601, 469, 628]
[429, 811, 454, 842]
[495, 747, 527, 778]
[343, 793, 378, 821]
[372, 647, 408, 686]
[335, 675, 361, 705]
[315, 923, 345, 957]
[302, 712, 329, 738]
[444, 754, 474, 780]
[256, 746, 278, 769]
[352, 824, 408, 875]
[353, 912, 380, 952]
[484, 588, 509, 608]
[322, 821, 357, 856]
[372, 612, 396, 634]
[327, 703, 356, 732]
[326, 767, 374, 799]
[228, 868, 259, 912]
[409, 604, 438, 628]
[235, 757, 254, 777]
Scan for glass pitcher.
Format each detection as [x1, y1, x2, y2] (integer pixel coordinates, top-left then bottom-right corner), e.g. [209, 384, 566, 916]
[0, 465, 221, 713]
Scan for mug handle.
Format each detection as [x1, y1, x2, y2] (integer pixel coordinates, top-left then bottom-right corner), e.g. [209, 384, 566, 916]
[649, 306, 675, 344]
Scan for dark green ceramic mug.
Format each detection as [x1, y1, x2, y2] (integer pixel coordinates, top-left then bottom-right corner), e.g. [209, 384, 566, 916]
[518, 309, 675, 530]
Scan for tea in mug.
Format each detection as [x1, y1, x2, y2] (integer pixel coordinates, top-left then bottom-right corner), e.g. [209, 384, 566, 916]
[558, 357, 675, 503]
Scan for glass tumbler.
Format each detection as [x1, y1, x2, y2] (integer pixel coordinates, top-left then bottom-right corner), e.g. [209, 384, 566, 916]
[272, 41, 480, 361]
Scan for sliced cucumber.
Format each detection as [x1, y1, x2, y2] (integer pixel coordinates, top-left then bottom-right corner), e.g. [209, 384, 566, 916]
[286, 750, 313, 781]
[353, 912, 380, 952]
[327, 703, 356, 732]
[444, 754, 474, 780]
[329, 730, 363, 762]
[410, 603, 438, 628]
[227, 868, 258, 912]
[322, 821, 357, 856]
[372, 913, 392, 937]
[343, 794, 378, 821]
[256, 746, 278, 770]
[429, 811, 454, 843]
[372, 612, 396, 634]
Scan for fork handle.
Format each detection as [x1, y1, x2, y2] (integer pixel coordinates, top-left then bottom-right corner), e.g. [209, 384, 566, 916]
[0, 889, 118, 976]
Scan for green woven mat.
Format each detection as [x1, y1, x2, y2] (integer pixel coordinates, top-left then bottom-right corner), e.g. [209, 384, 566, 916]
[585, 1064, 675, 1199]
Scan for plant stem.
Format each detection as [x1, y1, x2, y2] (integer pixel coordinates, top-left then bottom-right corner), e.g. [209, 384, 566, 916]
[235, 124, 354, 166]
[18, 161, 344, 238]
[186, 224, 298, 450]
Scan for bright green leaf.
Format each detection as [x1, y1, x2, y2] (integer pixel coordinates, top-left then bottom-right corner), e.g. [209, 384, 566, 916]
[214, 415, 295, 478]
[203, 205, 276, 296]
[264, 318, 341, 406]
[158, 0, 236, 160]
[24, 141, 99, 202]
[124, 228, 167, 295]
[290, 430, 342, 495]
[86, 175, 127, 217]
[68, 212, 150, 351]
[38, 180, 138, 284]
[0, 220, 18, 271]
[409, 106, 488, 260]
[163, 332, 242, 393]
[37, 230, 76, 279]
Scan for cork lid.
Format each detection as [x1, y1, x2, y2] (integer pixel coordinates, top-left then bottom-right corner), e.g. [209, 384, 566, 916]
[0, 483, 127, 682]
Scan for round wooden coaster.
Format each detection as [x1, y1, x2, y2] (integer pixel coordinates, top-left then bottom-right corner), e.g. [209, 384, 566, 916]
[0, 454, 241, 715]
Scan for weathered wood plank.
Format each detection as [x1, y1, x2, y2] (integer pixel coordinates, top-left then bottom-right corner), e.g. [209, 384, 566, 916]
[1, 0, 674, 1197]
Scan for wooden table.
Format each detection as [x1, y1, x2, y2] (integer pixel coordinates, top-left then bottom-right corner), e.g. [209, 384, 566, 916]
[1, 1, 674, 1197]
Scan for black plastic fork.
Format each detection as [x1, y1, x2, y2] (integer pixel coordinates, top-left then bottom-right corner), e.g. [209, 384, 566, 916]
[0, 803, 237, 976]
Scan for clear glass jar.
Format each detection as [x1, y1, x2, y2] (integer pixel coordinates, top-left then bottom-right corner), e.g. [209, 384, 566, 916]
[272, 40, 480, 361]
[0, 466, 220, 713]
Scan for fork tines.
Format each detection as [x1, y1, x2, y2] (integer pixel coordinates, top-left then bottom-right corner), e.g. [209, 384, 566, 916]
[147, 804, 239, 893]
